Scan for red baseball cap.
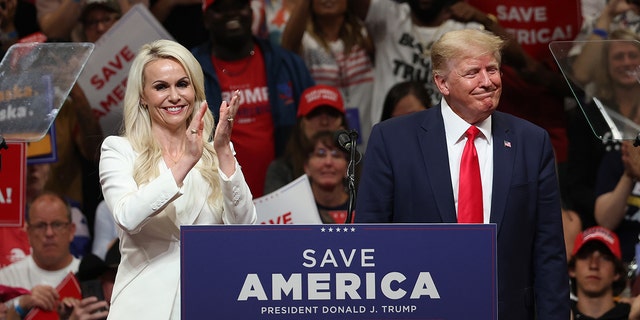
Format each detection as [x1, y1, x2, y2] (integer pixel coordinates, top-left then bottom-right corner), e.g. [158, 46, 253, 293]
[572, 226, 622, 260]
[297, 85, 345, 118]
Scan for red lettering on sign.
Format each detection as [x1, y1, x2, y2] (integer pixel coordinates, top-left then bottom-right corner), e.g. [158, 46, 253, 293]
[260, 212, 293, 225]
[90, 46, 135, 90]
[96, 77, 128, 118]
[0, 143, 26, 227]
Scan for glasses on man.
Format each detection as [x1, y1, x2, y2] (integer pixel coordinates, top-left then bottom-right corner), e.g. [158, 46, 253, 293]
[28, 221, 71, 233]
[83, 14, 119, 30]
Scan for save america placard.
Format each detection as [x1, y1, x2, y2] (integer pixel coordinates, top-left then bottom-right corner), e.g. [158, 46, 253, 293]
[181, 224, 497, 319]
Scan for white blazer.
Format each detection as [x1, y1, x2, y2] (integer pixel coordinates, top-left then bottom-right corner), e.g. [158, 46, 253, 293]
[99, 136, 256, 320]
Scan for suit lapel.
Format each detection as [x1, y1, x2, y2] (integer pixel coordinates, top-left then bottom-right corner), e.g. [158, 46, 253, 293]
[419, 106, 457, 223]
[180, 170, 209, 225]
[490, 112, 514, 236]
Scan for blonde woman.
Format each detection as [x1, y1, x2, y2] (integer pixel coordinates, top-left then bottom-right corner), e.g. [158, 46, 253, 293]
[99, 39, 256, 319]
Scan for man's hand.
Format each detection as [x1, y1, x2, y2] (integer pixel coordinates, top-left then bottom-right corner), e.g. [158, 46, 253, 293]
[20, 285, 59, 312]
[621, 141, 640, 180]
[61, 296, 109, 320]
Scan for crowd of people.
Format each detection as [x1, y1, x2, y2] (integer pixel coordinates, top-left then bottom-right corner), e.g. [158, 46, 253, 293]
[4, 0, 640, 319]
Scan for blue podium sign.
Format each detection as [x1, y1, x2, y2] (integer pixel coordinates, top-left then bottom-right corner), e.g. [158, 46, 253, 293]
[181, 224, 497, 319]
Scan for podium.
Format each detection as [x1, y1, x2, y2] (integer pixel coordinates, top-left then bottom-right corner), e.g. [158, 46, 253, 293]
[0, 42, 94, 227]
[181, 224, 497, 319]
[0, 42, 94, 142]
[550, 39, 640, 143]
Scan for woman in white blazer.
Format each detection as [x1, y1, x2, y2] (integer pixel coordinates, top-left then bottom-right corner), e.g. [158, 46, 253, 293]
[99, 39, 257, 319]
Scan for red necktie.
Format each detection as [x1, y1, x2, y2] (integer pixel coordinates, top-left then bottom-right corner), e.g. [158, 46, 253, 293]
[458, 126, 483, 223]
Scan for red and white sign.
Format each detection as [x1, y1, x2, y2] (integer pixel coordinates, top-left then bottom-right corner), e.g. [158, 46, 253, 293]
[0, 142, 26, 227]
[76, 4, 173, 136]
[25, 272, 82, 320]
[254, 175, 322, 225]
[467, 0, 582, 62]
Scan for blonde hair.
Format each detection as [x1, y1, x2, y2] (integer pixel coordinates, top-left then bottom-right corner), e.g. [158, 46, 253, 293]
[431, 29, 505, 77]
[122, 39, 222, 206]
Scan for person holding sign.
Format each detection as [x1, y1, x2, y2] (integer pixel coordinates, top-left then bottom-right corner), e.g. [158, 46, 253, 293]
[355, 29, 569, 319]
[77, 0, 121, 43]
[0, 192, 82, 318]
[98, 39, 256, 319]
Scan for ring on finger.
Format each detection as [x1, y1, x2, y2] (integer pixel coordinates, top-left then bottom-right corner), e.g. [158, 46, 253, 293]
[190, 129, 197, 134]
[227, 116, 234, 122]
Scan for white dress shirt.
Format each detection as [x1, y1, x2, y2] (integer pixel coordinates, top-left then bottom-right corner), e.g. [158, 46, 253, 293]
[441, 98, 494, 223]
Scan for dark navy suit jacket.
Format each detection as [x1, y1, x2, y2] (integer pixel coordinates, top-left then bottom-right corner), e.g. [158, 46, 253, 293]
[355, 104, 569, 319]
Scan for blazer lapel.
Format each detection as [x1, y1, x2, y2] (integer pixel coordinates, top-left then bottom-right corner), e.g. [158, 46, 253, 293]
[419, 106, 457, 223]
[179, 170, 209, 225]
[490, 112, 514, 235]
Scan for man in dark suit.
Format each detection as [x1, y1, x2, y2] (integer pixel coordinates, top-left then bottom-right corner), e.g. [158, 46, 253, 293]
[355, 28, 569, 319]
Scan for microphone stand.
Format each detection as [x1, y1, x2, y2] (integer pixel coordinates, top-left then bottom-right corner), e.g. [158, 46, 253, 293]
[345, 130, 358, 224]
[0, 135, 7, 171]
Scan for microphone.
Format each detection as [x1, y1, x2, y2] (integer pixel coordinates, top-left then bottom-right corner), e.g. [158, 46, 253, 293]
[334, 129, 362, 166]
[334, 129, 358, 152]
[333, 129, 359, 224]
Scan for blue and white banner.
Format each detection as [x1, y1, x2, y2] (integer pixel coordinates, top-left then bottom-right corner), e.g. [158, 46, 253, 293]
[181, 224, 497, 319]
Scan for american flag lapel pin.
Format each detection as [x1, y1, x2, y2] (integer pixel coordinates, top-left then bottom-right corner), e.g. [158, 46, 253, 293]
[504, 140, 511, 148]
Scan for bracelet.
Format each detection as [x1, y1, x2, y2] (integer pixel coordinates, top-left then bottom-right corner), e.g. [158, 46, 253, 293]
[13, 299, 28, 318]
[592, 28, 608, 38]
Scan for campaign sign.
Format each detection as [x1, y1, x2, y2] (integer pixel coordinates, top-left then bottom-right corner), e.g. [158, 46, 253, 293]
[76, 4, 173, 136]
[181, 224, 497, 319]
[0, 143, 26, 227]
[466, 0, 581, 62]
[254, 175, 322, 225]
